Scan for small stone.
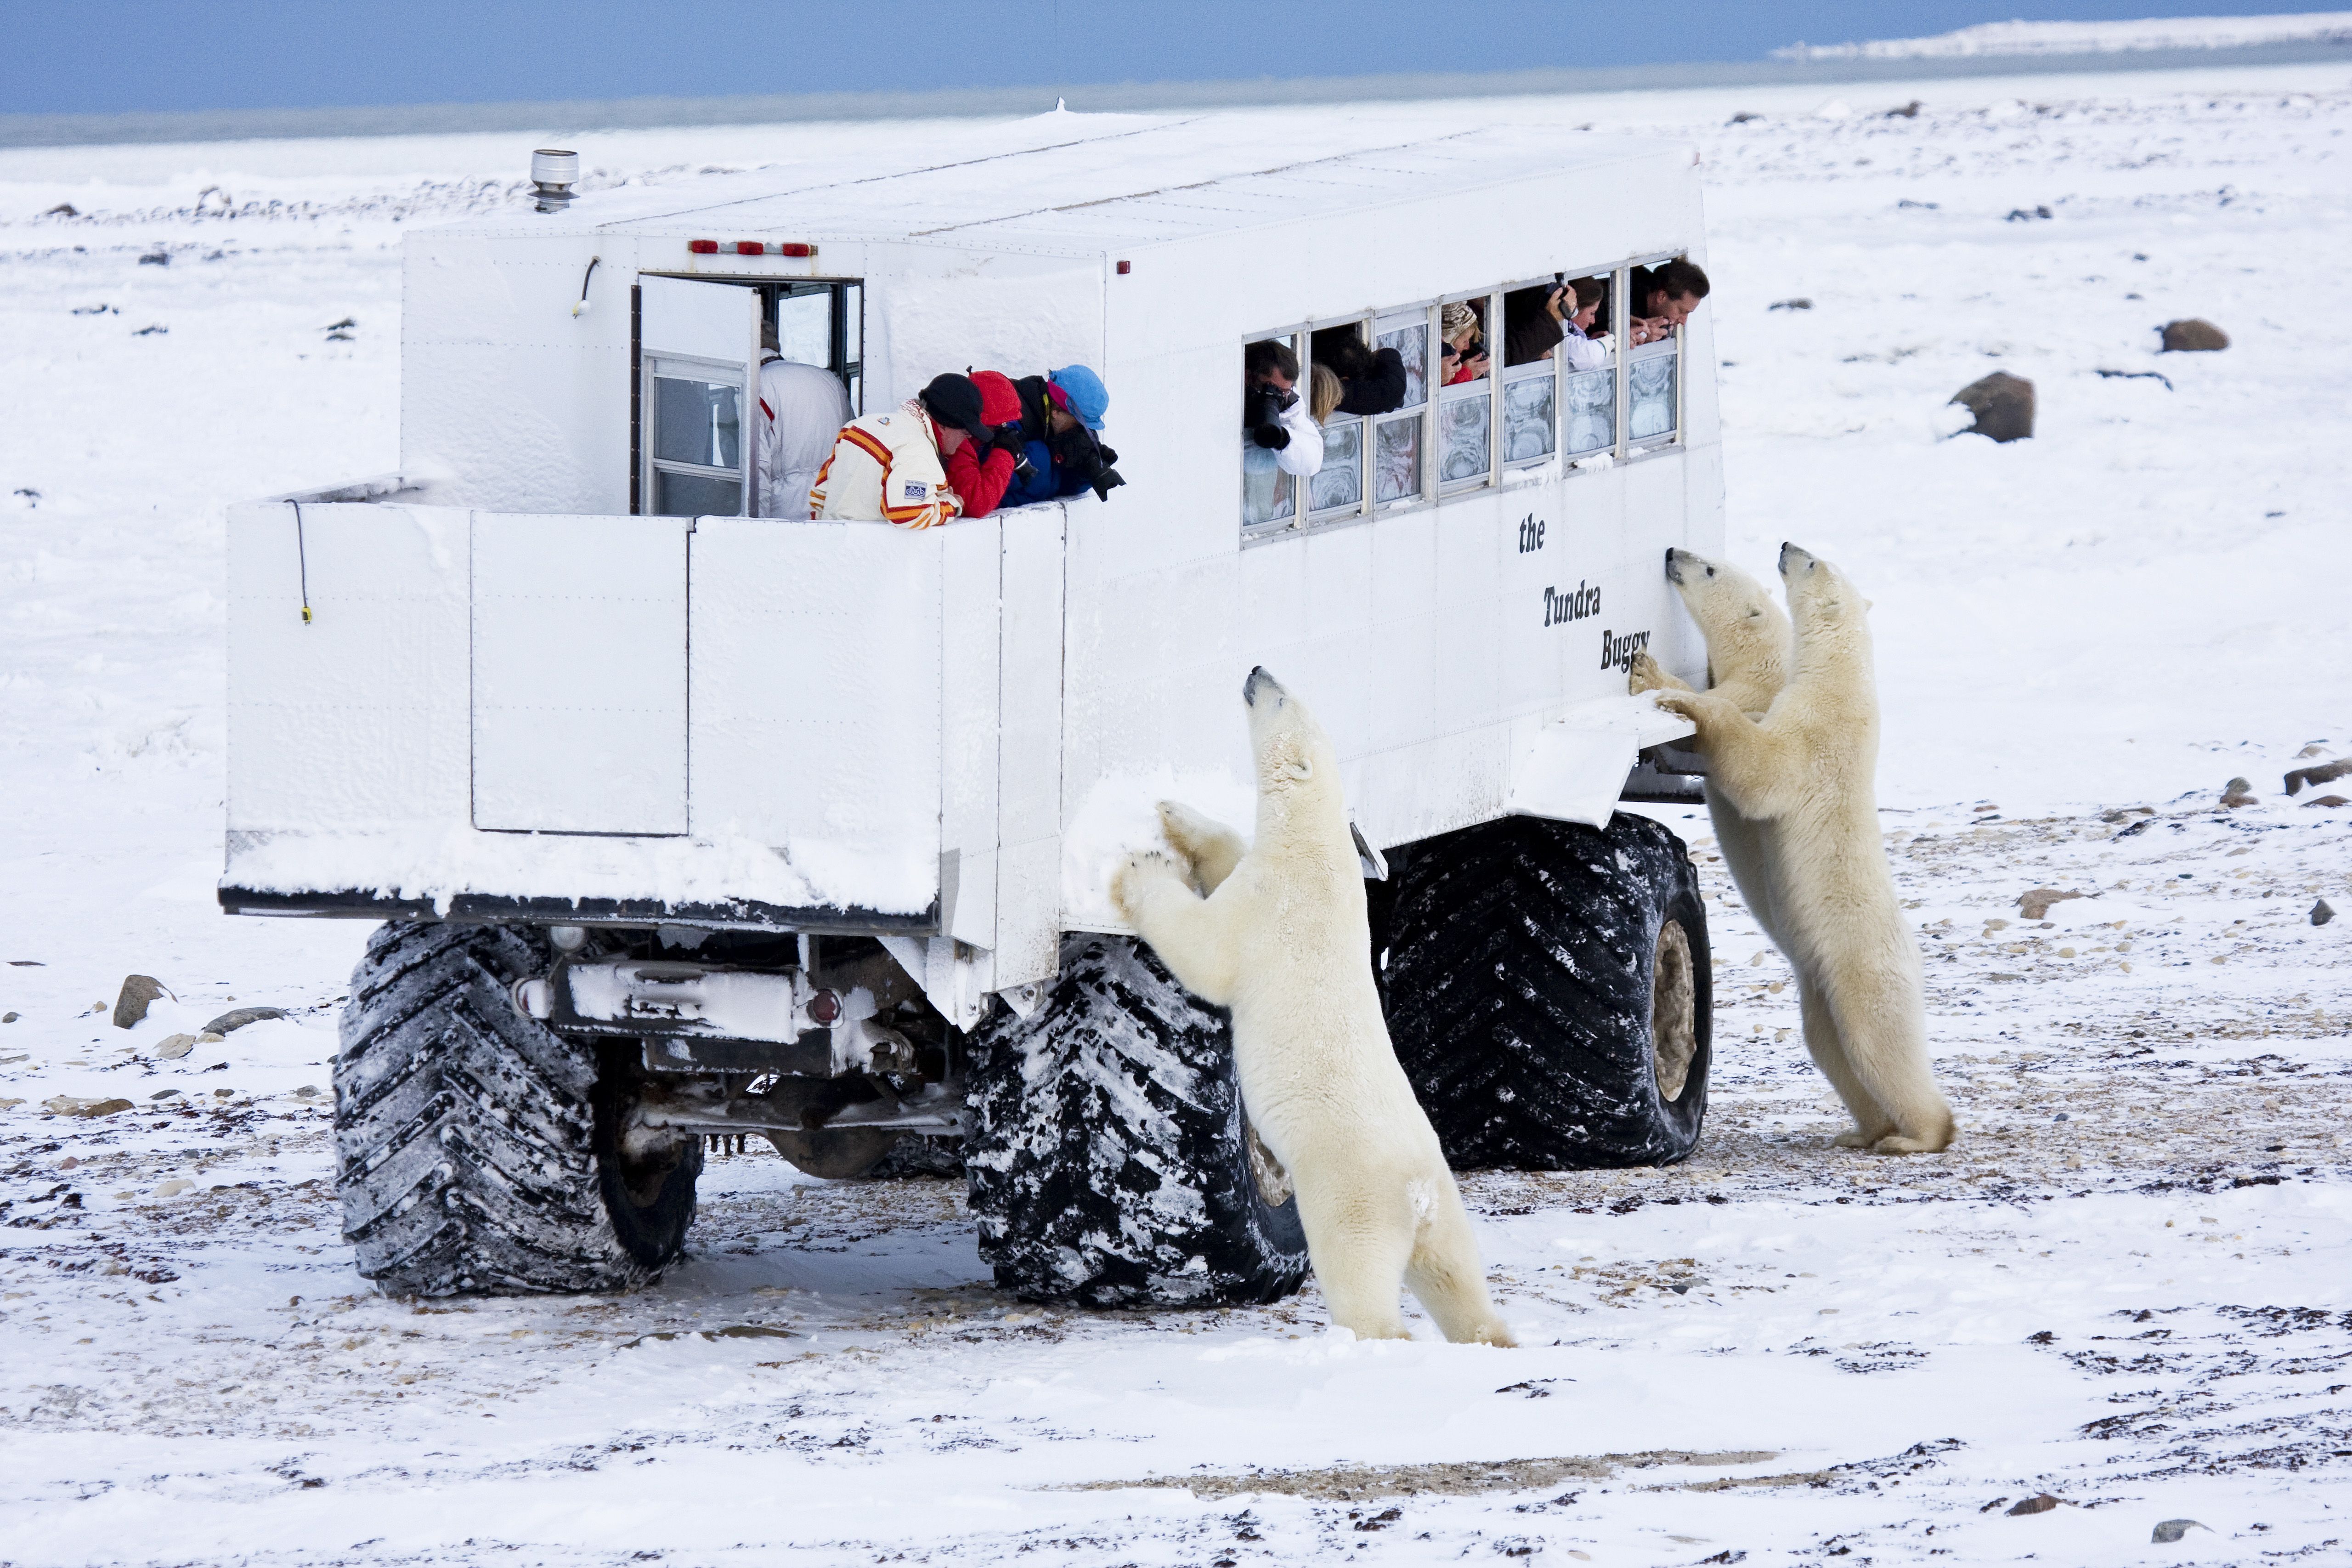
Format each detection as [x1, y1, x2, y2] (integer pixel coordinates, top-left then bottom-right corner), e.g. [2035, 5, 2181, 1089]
[42, 1095, 135, 1118]
[1951, 371, 2035, 442]
[2220, 776, 2257, 808]
[2151, 1518, 2208, 1543]
[154, 1032, 200, 1059]
[2295, 742, 2331, 759]
[293, 1085, 322, 1099]
[155, 1179, 193, 1198]
[1885, 100, 1922, 118]
[2284, 757, 2352, 794]
[1769, 297, 1814, 311]
[2006, 1494, 2062, 1515]
[201, 1005, 287, 1035]
[113, 974, 170, 1029]
[149, 1089, 181, 1100]
[2160, 318, 2228, 352]
[2, 1012, 17, 1024]
[2305, 795, 2349, 809]
[2018, 888, 2083, 920]
[2313, 899, 2336, 927]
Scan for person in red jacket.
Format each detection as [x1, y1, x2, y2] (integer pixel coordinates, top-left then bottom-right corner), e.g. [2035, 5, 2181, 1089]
[943, 371, 1026, 518]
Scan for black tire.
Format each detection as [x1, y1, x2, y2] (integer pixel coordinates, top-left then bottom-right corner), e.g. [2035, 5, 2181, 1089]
[1384, 812, 1711, 1169]
[965, 934, 1309, 1308]
[333, 922, 702, 1296]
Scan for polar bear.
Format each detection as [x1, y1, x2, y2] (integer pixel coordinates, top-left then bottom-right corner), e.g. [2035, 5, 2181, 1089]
[1653, 546, 1954, 1155]
[1629, 546, 1794, 950]
[1113, 668, 1515, 1345]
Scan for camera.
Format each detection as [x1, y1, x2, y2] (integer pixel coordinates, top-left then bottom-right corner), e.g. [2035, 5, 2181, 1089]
[1051, 423, 1125, 502]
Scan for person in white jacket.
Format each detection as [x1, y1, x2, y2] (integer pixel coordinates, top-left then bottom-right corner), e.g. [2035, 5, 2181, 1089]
[1242, 338, 1322, 525]
[755, 324, 854, 520]
[1559, 276, 1612, 373]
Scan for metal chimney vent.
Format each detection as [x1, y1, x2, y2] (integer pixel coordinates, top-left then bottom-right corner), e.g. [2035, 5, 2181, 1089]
[531, 149, 579, 213]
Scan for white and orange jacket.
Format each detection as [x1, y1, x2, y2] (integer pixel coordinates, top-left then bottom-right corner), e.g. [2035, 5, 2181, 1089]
[807, 399, 965, 529]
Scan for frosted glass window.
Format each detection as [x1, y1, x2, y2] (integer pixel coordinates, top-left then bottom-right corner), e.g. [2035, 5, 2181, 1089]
[1242, 434, 1295, 527]
[1563, 364, 1616, 457]
[653, 374, 742, 469]
[1374, 414, 1420, 504]
[1629, 342, 1678, 442]
[1309, 419, 1363, 513]
[775, 291, 831, 368]
[1503, 372, 1555, 463]
[1439, 388, 1490, 486]
[654, 469, 741, 518]
[1374, 319, 1429, 408]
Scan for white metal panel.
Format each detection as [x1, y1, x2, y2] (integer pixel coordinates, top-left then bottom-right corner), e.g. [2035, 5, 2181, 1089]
[470, 513, 690, 834]
[995, 505, 1068, 986]
[641, 273, 758, 363]
[687, 516, 943, 917]
[226, 499, 471, 834]
[939, 519, 1001, 949]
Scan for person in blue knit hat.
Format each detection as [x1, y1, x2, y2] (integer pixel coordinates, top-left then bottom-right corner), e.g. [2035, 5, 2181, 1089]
[993, 363, 1123, 507]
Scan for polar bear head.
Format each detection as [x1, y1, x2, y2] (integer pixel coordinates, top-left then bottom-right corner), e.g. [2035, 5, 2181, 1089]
[1664, 547, 1789, 698]
[1778, 543, 1877, 682]
[1242, 666, 1347, 843]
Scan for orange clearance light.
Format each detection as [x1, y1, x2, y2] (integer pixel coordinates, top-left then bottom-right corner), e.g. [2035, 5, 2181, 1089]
[734, 241, 763, 256]
[687, 239, 719, 255]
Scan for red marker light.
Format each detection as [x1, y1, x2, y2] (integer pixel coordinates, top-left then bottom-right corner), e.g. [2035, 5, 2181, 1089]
[1116, 259, 1131, 275]
[806, 989, 842, 1025]
[687, 239, 719, 255]
[777, 243, 815, 258]
[734, 241, 763, 256]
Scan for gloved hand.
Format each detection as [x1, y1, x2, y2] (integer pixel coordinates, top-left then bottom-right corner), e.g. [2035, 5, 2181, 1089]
[1252, 423, 1289, 450]
[1094, 444, 1117, 465]
[991, 421, 1026, 454]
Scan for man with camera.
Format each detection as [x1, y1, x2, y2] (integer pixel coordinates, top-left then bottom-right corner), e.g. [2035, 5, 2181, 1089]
[1242, 340, 1324, 480]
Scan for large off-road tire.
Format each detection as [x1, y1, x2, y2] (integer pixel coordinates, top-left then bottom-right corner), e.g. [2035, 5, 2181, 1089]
[965, 934, 1309, 1308]
[333, 922, 702, 1296]
[1384, 812, 1711, 1169]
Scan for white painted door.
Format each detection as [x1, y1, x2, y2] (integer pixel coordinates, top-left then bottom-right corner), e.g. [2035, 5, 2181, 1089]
[640, 276, 763, 517]
[471, 512, 690, 835]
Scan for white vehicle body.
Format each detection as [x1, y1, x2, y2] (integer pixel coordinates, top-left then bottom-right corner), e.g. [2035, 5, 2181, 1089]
[221, 115, 1718, 1025]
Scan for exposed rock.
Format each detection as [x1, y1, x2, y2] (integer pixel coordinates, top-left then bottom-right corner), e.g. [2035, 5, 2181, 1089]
[2006, 1494, 2062, 1515]
[1769, 298, 1814, 311]
[2293, 742, 2330, 759]
[153, 1031, 220, 1059]
[1951, 372, 2035, 442]
[201, 1005, 287, 1035]
[43, 1095, 135, 1118]
[2284, 757, 2352, 795]
[2160, 318, 2228, 351]
[1728, 111, 1762, 125]
[155, 1179, 192, 1198]
[2151, 1519, 2208, 1543]
[2, 1012, 17, 1024]
[2017, 888, 2083, 920]
[2313, 899, 2336, 927]
[113, 974, 170, 1028]
[2305, 795, 2349, 809]
[1885, 100, 1922, 118]
[2220, 776, 2258, 808]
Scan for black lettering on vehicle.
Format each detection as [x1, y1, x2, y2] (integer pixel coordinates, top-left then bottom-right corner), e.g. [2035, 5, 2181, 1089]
[1516, 513, 1546, 554]
[1542, 579, 1600, 628]
[1600, 628, 1651, 673]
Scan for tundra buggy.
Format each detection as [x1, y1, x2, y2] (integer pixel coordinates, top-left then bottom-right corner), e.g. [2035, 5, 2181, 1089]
[223, 116, 1721, 1304]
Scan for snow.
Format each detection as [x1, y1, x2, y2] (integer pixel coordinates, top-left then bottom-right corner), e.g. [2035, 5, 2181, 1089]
[6, 56, 2352, 1567]
[1779, 11, 2352, 61]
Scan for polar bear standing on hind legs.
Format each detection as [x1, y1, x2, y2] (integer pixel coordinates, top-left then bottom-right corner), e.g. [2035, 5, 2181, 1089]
[1629, 547, 1793, 953]
[1652, 546, 1955, 1155]
[1113, 668, 1515, 1346]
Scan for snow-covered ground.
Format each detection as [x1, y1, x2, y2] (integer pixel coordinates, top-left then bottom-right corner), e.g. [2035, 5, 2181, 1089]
[5, 57, 2351, 1568]
[1777, 11, 2352, 60]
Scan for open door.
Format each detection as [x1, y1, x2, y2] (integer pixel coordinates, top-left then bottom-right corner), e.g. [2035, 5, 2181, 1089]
[640, 276, 763, 517]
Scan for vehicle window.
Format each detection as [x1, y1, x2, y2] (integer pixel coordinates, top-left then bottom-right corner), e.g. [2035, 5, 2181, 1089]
[1241, 333, 1305, 529]
[1372, 311, 1429, 508]
[1438, 385, 1490, 486]
[1502, 372, 1555, 464]
[1628, 338, 1679, 446]
[647, 352, 746, 517]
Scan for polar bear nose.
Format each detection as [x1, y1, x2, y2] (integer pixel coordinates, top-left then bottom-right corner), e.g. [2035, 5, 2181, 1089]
[1244, 665, 1270, 706]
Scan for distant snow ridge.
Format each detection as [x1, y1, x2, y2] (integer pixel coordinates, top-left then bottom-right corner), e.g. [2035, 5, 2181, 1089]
[1776, 11, 2352, 62]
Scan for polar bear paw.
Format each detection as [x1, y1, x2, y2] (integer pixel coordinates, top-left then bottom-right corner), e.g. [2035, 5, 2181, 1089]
[1869, 1131, 1954, 1156]
[1111, 849, 1185, 920]
[1626, 649, 1670, 695]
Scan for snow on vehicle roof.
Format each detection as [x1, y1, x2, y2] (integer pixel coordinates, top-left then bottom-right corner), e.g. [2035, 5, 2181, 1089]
[438, 111, 1690, 257]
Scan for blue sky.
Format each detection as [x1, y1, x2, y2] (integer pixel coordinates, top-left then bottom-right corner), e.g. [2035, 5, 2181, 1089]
[0, 1, 2332, 116]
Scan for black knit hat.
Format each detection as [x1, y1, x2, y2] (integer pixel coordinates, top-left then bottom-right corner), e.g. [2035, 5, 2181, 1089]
[918, 373, 988, 438]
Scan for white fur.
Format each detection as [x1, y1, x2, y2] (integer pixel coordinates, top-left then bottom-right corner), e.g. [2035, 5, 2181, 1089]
[1630, 548, 1792, 954]
[1653, 547, 1956, 1155]
[1113, 670, 1515, 1345]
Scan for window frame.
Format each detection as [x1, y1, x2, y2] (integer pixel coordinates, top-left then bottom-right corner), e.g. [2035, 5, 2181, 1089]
[1236, 250, 1696, 547]
[644, 349, 754, 518]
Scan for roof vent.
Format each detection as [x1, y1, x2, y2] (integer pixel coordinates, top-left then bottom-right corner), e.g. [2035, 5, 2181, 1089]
[531, 148, 579, 213]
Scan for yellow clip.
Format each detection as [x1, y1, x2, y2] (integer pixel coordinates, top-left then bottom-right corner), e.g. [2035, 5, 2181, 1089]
[301, 606, 313, 623]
